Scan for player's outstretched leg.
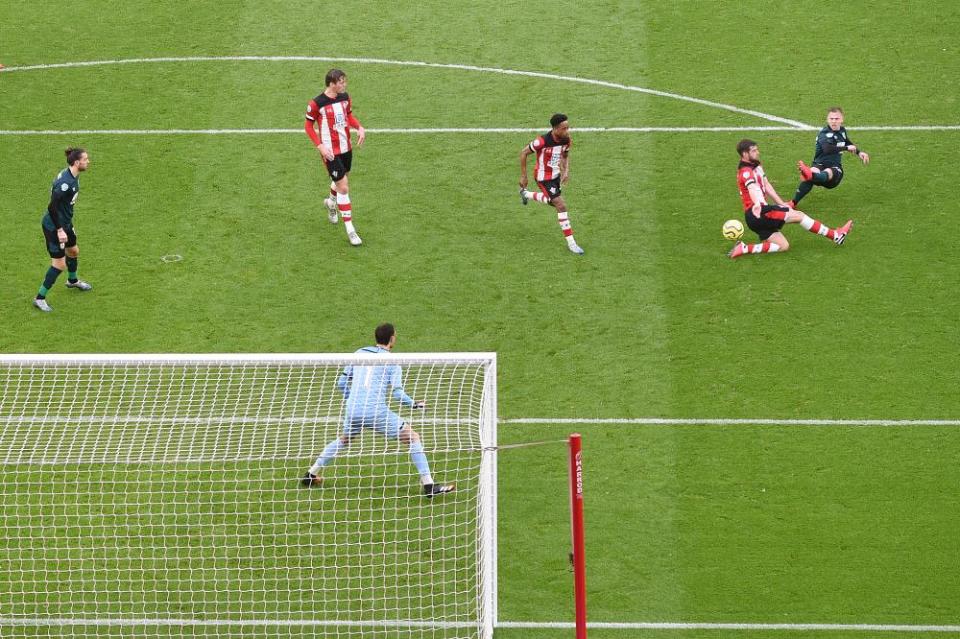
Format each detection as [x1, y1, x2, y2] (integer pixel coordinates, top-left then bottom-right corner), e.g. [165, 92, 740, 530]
[300, 472, 322, 488]
[797, 160, 813, 181]
[324, 183, 339, 223]
[519, 187, 529, 205]
[729, 240, 782, 259]
[557, 211, 583, 255]
[424, 483, 456, 498]
[798, 213, 851, 244]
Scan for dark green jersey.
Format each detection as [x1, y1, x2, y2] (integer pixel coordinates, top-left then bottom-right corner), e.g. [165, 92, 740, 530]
[42, 168, 80, 231]
[811, 126, 857, 169]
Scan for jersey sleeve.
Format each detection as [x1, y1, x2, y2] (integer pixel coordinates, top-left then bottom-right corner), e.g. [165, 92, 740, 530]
[389, 365, 415, 407]
[304, 100, 321, 146]
[528, 136, 544, 153]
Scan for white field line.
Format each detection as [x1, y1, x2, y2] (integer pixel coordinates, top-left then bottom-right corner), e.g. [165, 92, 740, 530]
[2, 125, 960, 136]
[501, 621, 960, 632]
[0, 55, 812, 128]
[1, 618, 957, 632]
[505, 418, 960, 426]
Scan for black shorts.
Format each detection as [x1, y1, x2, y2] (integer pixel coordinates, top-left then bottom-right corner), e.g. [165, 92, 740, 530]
[43, 223, 76, 259]
[744, 204, 788, 240]
[536, 178, 562, 201]
[324, 150, 353, 182]
[814, 164, 844, 189]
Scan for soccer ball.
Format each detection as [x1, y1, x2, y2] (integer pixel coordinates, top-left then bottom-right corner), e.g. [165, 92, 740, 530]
[722, 219, 744, 241]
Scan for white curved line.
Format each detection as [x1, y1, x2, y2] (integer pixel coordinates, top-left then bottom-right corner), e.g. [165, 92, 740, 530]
[0, 55, 814, 129]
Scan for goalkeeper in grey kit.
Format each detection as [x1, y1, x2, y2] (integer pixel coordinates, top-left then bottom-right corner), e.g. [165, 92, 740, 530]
[788, 106, 870, 207]
[301, 323, 455, 498]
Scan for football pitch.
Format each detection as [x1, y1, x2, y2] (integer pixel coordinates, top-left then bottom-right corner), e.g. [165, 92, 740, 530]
[2, 1, 959, 637]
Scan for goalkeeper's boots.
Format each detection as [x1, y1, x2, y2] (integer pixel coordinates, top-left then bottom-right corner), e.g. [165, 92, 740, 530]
[348, 231, 363, 246]
[728, 241, 747, 259]
[797, 160, 813, 181]
[300, 472, 322, 488]
[33, 298, 52, 312]
[568, 243, 585, 255]
[519, 187, 529, 205]
[834, 219, 853, 245]
[65, 279, 93, 291]
[324, 198, 339, 224]
[424, 483, 456, 498]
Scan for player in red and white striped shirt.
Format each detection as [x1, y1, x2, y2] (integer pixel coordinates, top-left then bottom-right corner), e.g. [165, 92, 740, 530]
[305, 69, 366, 246]
[519, 113, 583, 255]
[730, 139, 852, 259]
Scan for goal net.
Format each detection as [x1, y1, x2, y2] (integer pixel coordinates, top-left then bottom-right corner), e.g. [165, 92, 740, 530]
[0, 353, 497, 639]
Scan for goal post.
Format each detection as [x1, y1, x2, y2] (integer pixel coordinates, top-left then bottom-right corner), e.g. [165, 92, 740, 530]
[0, 353, 497, 639]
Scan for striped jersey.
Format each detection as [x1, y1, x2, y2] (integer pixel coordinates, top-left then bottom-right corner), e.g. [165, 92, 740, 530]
[305, 91, 355, 155]
[528, 131, 570, 181]
[736, 160, 768, 209]
[336, 346, 416, 416]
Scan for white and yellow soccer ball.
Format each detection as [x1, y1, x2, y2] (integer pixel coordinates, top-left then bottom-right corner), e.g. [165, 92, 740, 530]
[722, 219, 744, 241]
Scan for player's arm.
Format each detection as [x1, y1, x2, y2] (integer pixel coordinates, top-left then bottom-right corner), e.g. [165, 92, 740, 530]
[745, 177, 765, 217]
[762, 176, 787, 206]
[347, 99, 365, 146]
[844, 135, 870, 164]
[47, 189, 68, 243]
[519, 143, 534, 189]
[336, 365, 352, 398]
[389, 367, 423, 408]
[560, 149, 570, 184]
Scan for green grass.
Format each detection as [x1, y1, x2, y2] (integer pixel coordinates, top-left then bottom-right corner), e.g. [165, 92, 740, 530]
[2, 1, 959, 637]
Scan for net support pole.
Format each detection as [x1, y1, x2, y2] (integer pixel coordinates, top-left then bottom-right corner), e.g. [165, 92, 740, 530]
[568, 432, 587, 639]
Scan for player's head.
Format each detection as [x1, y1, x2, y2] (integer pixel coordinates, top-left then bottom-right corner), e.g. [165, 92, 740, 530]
[325, 68, 347, 91]
[736, 139, 759, 162]
[826, 107, 844, 130]
[375, 323, 396, 349]
[65, 147, 89, 171]
[550, 113, 570, 140]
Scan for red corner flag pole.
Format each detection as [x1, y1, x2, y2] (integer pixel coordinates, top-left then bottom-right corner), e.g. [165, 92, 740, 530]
[568, 433, 587, 639]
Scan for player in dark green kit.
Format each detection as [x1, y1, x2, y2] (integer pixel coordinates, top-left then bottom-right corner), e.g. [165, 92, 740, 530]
[788, 106, 870, 207]
[33, 148, 93, 312]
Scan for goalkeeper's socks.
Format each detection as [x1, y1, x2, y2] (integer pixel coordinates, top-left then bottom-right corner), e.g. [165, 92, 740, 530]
[799, 214, 839, 240]
[524, 189, 549, 204]
[311, 438, 346, 472]
[410, 441, 432, 477]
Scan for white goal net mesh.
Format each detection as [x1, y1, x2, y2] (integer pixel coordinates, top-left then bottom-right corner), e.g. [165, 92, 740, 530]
[0, 354, 497, 639]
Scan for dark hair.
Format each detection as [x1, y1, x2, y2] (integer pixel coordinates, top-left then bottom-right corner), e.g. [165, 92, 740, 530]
[375, 323, 395, 346]
[325, 68, 346, 87]
[827, 106, 844, 115]
[736, 139, 757, 156]
[550, 113, 568, 128]
[65, 147, 86, 165]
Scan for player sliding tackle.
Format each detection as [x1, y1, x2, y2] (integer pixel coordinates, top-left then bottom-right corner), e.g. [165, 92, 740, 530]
[729, 139, 852, 259]
[302, 323, 455, 498]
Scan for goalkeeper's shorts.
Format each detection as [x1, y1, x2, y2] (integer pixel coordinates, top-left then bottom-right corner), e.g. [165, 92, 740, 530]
[342, 409, 405, 438]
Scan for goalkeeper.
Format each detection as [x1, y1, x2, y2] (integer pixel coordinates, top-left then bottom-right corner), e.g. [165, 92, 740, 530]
[301, 323, 455, 498]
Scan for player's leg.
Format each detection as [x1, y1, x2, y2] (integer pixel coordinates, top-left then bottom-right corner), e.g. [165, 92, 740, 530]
[332, 152, 361, 245]
[63, 237, 92, 291]
[393, 418, 455, 497]
[521, 179, 553, 205]
[730, 209, 786, 258]
[551, 195, 584, 255]
[324, 181, 339, 223]
[784, 208, 852, 245]
[302, 421, 358, 486]
[35, 226, 65, 311]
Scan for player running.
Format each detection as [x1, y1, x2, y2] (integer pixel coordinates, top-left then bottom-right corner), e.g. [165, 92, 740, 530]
[305, 68, 366, 246]
[729, 139, 852, 259]
[301, 323, 455, 498]
[788, 106, 870, 207]
[33, 148, 93, 312]
[519, 113, 584, 255]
